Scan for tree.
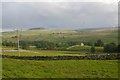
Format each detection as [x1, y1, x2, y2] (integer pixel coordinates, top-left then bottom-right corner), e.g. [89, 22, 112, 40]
[104, 43, 117, 53]
[95, 39, 104, 47]
[34, 41, 56, 50]
[91, 46, 95, 53]
[84, 42, 94, 46]
[118, 44, 120, 52]
[2, 41, 17, 47]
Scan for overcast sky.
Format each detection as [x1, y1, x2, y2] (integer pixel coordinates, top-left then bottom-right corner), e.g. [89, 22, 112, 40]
[2, 0, 118, 31]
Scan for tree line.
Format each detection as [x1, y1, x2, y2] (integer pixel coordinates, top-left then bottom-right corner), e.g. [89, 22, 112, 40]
[2, 40, 120, 53]
[91, 40, 119, 53]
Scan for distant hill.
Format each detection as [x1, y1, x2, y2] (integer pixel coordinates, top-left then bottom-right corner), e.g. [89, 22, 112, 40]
[29, 28, 46, 30]
[76, 27, 118, 32]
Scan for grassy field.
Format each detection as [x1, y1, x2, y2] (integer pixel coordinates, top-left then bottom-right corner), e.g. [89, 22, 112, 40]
[2, 58, 118, 78]
[2, 49, 119, 78]
[2, 50, 86, 56]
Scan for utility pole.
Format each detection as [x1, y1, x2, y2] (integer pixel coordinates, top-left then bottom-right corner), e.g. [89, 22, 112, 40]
[17, 30, 20, 56]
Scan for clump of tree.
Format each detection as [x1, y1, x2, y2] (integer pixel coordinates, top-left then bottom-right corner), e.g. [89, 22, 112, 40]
[34, 41, 56, 50]
[104, 43, 118, 53]
[19, 41, 56, 50]
[84, 42, 94, 46]
[67, 41, 81, 46]
[118, 44, 120, 52]
[94, 39, 104, 47]
[19, 41, 31, 50]
[2, 40, 17, 47]
[91, 46, 95, 53]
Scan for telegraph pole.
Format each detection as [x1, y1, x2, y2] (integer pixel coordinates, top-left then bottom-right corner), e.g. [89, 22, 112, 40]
[17, 30, 20, 56]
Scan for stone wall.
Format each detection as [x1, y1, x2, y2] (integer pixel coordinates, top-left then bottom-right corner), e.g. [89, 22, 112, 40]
[1, 54, 120, 60]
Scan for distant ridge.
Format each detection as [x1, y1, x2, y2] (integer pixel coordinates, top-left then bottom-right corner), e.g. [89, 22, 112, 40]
[29, 27, 45, 30]
[75, 27, 118, 32]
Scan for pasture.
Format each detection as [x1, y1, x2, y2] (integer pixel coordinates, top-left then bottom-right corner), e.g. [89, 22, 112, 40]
[1, 48, 119, 78]
[2, 58, 118, 78]
[2, 50, 86, 56]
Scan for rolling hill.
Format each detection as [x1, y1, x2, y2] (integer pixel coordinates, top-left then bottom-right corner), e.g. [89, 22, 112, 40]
[2, 27, 118, 44]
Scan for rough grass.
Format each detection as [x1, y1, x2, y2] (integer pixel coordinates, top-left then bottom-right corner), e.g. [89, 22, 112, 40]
[2, 58, 118, 78]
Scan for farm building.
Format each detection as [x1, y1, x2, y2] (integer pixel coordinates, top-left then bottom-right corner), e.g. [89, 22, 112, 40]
[80, 43, 84, 46]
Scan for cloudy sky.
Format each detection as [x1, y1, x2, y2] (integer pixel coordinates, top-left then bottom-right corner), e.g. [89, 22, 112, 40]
[1, 0, 118, 31]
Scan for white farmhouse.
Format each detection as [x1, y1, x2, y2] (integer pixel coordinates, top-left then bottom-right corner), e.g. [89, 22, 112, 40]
[80, 43, 84, 46]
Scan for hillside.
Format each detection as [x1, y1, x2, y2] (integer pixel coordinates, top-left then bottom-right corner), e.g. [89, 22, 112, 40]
[2, 27, 118, 44]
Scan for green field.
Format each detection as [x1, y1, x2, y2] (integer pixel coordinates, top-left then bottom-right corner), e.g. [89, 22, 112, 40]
[2, 50, 86, 56]
[2, 58, 118, 78]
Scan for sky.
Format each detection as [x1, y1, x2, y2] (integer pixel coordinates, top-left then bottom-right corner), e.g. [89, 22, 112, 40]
[1, 0, 119, 31]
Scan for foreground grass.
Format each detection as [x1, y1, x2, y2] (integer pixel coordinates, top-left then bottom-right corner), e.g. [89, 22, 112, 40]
[2, 58, 118, 78]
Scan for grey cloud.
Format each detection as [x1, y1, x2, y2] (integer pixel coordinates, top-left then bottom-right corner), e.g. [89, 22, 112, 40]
[2, 2, 118, 30]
